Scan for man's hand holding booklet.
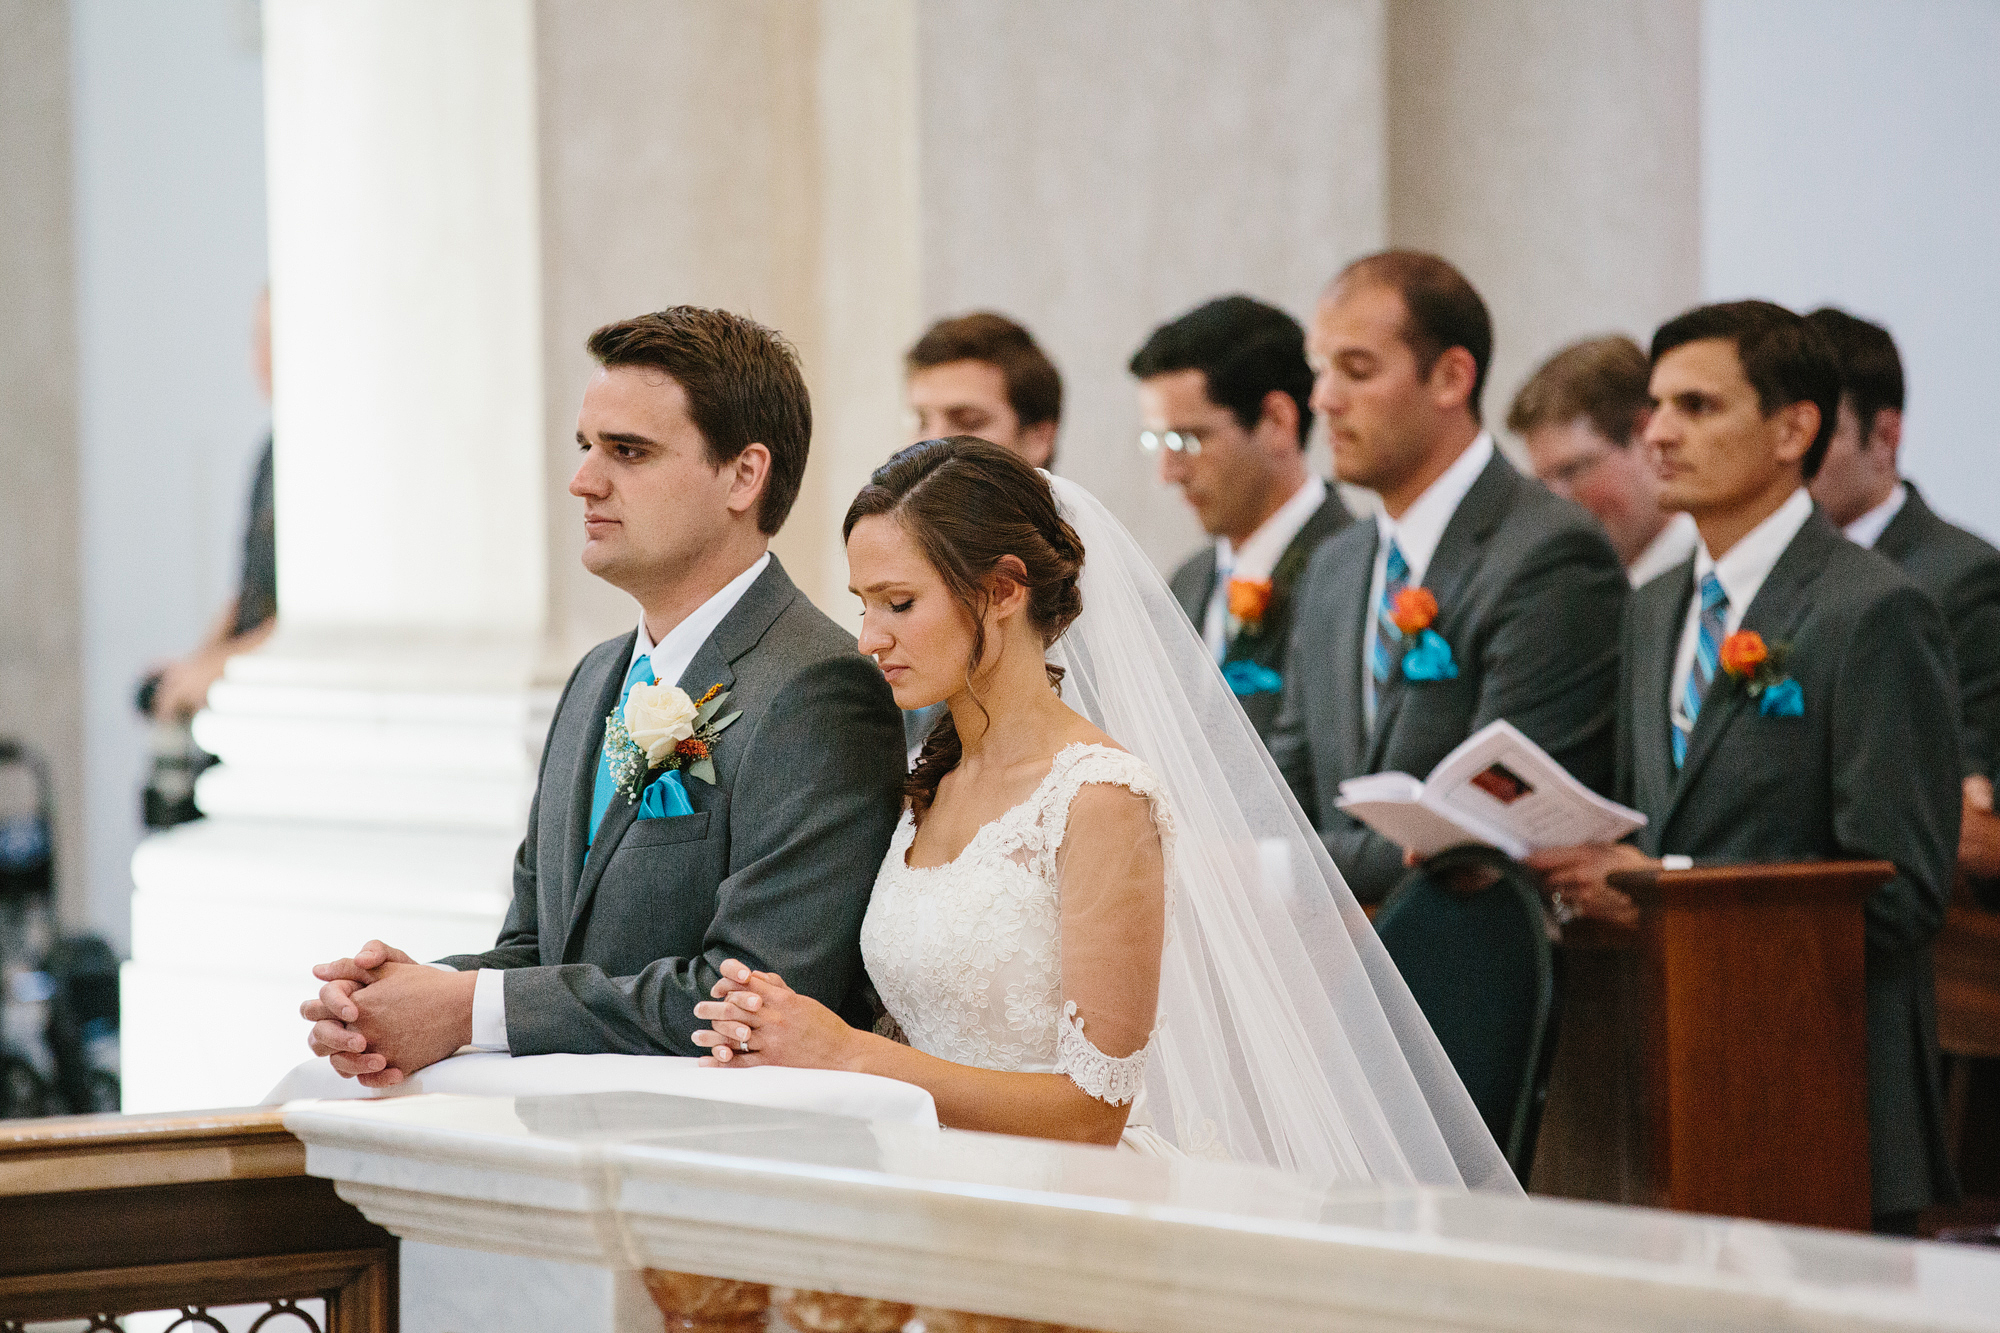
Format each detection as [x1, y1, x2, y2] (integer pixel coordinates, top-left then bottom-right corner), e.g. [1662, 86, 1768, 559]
[1336, 720, 1646, 860]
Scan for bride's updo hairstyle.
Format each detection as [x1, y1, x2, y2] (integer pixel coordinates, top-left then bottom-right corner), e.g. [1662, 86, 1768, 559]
[843, 436, 1085, 814]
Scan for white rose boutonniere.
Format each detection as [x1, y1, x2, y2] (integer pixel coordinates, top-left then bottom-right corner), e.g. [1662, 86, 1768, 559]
[603, 680, 742, 803]
[624, 682, 699, 765]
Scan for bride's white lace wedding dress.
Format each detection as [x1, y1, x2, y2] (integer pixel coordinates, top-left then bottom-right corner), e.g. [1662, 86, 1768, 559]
[860, 741, 1181, 1154]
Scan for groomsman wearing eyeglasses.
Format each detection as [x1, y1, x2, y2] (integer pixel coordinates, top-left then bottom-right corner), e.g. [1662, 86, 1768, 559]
[1530, 300, 1962, 1233]
[1267, 252, 1626, 904]
[1508, 334, 1700, 588]
[1131, 296, 1352, 741]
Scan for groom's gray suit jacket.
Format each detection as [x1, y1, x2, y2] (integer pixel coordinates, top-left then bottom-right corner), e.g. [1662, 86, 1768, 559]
[1619, 511, 1961, 1216]
[439, 556, 906, 1056]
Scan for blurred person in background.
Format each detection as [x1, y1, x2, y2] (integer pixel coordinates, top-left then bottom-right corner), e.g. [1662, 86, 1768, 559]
[1131, 295, 1351, 740]
[1508, 334, 1698, 587]
[899, 312, 1065, 755]
[135, 290, 276, 826]
[905, 312, 1062, 469]
[1806, 307, 2000, 896]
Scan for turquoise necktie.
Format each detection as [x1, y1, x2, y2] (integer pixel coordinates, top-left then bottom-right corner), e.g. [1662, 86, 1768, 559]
[588, 654, 656, 846]
[1673, 573, 1728, 768]
[1365, 539, 1410, 726]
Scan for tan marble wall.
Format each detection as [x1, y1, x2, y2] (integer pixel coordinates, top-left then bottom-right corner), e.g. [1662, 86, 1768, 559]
[915, 0, 1389, 573]
[0, 0, 83, 921]
[536, 0, 828, 655]
[1387, 0, 1701, 457]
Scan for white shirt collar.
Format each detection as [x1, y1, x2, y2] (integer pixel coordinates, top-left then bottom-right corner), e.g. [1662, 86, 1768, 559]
[1693, 487, 1815, 621]
[1214, 475, 1328, 583]
[1842, 481, 1908, 550]
[1372, 431, 1495, 586]
[1627, 512, 1700, 588]
[630, 551, 772, 689]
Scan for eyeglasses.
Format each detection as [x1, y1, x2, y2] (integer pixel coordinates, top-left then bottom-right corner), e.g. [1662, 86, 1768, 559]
[1541, 446, 1614, 491]
[1139, 429, 1202, 456]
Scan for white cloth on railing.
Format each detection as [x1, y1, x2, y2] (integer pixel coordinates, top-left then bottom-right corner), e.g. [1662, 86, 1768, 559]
[264, 1051, 938, 1128]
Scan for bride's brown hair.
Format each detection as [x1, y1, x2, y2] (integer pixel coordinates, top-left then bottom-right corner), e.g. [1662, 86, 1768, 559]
[843, 436, 1085, 816]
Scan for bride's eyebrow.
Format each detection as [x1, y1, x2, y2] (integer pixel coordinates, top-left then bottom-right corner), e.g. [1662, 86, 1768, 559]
[853, 580, 913, 595]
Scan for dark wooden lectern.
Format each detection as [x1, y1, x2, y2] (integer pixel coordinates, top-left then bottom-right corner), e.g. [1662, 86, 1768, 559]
[1564, 859, 1894, 1231]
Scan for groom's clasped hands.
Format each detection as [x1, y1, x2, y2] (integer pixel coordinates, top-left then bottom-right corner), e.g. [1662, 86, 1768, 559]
[299, 939, 475, 1088]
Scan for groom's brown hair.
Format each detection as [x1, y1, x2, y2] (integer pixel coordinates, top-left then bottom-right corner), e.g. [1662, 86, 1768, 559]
[587, 307, 811, 534]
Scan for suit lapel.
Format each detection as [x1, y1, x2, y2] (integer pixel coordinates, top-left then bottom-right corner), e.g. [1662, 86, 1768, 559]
[1666, 516, 1833, 825]
[563, 632, 636, 894]
[1632, 563, 1693, 815]
[1327, 528, 1374, 776]
[1872, 484, 1928, 564]
[1366, 456, 1514, 770]
[563, 557, 799, 950]
[1182, 550, 1218, 630]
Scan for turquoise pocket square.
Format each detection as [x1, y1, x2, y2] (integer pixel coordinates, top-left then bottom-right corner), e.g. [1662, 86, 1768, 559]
[638, 769, 694, 819]
[1401, 628, 1459, 682]
[1758, 678, 1804, 717]
[1222, 660, 1284, 697]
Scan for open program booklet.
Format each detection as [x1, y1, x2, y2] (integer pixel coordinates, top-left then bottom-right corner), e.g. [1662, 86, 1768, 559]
[1335, 719, 1645, 860]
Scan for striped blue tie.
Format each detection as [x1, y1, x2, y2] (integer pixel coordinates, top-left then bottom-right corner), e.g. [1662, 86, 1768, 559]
[1672, 573, 1728, 768]
[588, 653, 657, 846]
[1365, 540, 1410, 725]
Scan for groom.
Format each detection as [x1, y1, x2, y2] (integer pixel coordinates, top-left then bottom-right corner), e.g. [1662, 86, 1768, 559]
[301, 307, 906, 1084]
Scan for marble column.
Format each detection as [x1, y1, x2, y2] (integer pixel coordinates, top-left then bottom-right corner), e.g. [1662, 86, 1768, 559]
[0, 0, 82, 927]
[914, 0, 1389, 572]
[123, 0, 563, 1111]
[1386, 0, 1702, 451]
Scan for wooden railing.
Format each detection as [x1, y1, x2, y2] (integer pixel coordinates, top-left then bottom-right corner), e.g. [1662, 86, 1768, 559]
[0, 1108, 395, 1331]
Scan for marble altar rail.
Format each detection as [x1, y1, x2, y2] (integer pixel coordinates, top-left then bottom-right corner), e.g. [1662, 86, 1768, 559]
[281, 1089, 2000, 1333]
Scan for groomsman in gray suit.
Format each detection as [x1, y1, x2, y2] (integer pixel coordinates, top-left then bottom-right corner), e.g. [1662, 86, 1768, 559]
[1268, 252, 1626, 903]
[1805, 307, 2000, 894]
[301, 308, 906, 1082]
[1532, 300, 1962, 1231]
[1132, 295, 1352, 742]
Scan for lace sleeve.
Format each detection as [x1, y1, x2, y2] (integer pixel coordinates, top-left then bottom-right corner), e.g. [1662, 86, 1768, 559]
[1056, 1001, 1147, 1105]
[1048, 750, 1171, 1108]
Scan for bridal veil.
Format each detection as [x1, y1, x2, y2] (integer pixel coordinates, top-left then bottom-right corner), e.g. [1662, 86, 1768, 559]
[1045, 474, 1518, 1194]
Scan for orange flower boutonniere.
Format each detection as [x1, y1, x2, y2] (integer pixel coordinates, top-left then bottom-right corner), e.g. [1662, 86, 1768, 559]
[1719, 630, 1768, 678]
[1719, 629, 1803, 717]
[1227, 577, 1274, 629]
[1389, 587, 1439, 635]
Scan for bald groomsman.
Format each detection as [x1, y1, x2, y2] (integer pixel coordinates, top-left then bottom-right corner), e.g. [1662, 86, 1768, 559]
[1269, 252, 1626, 904]
[1133, 295, 1352, 741]
[1532, 301, 1961, 1233]
[1805, 307, 2000, 893]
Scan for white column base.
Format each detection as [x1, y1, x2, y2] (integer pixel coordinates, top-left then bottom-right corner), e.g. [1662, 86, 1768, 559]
[122, 815, 515, 1112]
[400, 1240, 664, 1333]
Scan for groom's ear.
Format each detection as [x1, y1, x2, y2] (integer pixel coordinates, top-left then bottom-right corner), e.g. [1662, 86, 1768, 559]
[723, 442, 773, 519]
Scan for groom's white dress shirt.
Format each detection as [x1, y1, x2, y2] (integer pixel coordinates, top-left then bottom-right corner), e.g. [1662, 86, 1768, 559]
[447, 552, 772, 1053]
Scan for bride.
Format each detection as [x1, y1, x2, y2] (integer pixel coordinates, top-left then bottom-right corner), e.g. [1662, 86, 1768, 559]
[693, 437, 1514, 1191]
